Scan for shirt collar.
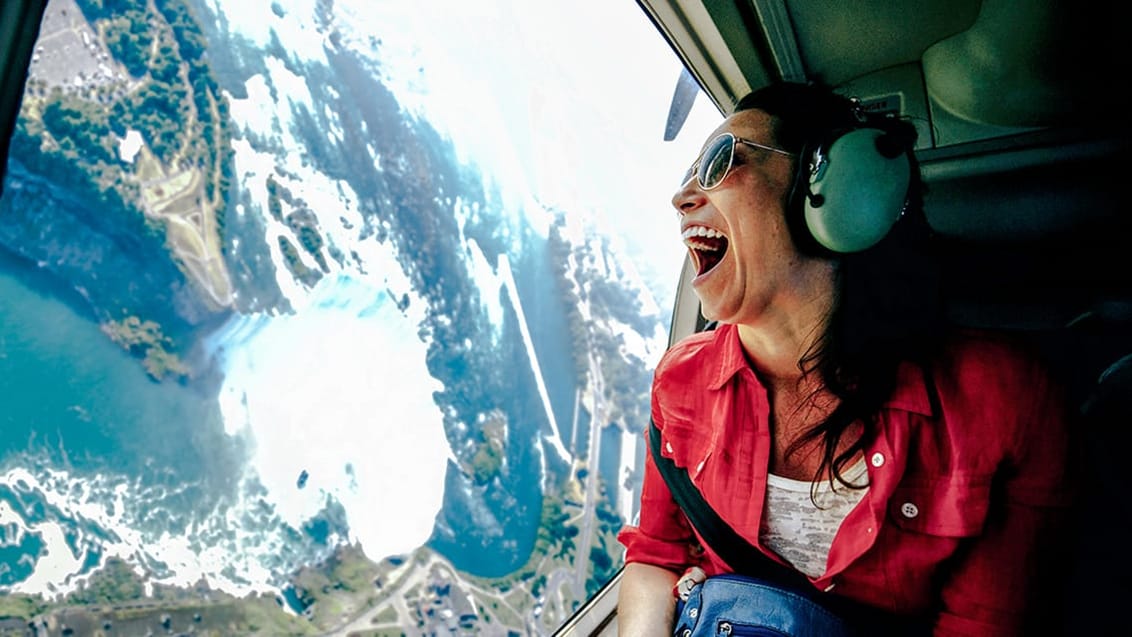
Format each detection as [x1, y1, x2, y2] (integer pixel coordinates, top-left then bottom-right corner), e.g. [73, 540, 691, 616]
[706, 323, 751, 390]
[886, 360, 934, 416]
[706, 323, 934, 417]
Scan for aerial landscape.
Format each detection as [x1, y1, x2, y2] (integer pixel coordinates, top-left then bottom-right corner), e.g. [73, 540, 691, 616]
[0, 0, 679, 634]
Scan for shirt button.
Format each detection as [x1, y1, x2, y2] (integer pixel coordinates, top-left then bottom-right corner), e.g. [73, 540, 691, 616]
[824, 581, 837, 592]
[901, 502, 919, 518]
[696, 460, 705, 473]
[870, 452, 885, 467]
[666, 442, 674, 454]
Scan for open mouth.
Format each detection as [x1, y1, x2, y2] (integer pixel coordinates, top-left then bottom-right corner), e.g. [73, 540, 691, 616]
[682, 226, 728, 276]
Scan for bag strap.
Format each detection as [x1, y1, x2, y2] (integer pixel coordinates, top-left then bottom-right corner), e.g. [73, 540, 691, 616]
[647, 417, 813, 589]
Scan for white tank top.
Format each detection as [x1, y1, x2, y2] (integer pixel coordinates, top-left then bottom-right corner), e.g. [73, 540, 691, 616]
[760, 457, 869, 578]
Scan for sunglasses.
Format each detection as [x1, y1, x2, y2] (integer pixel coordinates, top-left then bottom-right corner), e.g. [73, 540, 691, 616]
[681, 132, 794, 191]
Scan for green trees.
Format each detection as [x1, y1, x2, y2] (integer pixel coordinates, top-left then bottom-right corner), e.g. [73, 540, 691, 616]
[468, 411, 508, 484]
[41, 96, 115, 163]
[278, 236, 324, 287]
[101, 316, 191, 381]
[266, 176, 284, 220]
[75, 0, 232, 171]
[65, 558, 145, 605]
[103, 12, 153, 78]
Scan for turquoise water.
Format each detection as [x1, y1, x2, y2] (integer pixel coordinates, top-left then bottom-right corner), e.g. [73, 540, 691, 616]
[0, 250, 240, 490]
[0, 512, 43, 585]
[0, 250, 252, 593]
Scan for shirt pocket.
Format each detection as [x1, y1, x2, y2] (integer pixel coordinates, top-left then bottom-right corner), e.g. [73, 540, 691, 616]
[887, 474, 992, 537]
[658, 416, 708, 472]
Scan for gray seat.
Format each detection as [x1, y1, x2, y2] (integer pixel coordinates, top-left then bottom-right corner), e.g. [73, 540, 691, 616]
[1059, 343, 1132, 634]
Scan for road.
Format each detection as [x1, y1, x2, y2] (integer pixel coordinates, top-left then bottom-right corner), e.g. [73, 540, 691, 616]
[571, 349, 606, 599]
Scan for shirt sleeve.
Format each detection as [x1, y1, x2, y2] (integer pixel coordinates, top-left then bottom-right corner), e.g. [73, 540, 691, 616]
[934, 352, 1075, 636]
[617, 380, 703, 574]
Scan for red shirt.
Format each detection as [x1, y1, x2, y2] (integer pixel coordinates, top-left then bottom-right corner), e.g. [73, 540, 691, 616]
[618, 323, 1073, 636]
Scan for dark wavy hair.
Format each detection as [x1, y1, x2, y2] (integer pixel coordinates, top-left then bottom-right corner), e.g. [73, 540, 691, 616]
[735, 82, 945, 493]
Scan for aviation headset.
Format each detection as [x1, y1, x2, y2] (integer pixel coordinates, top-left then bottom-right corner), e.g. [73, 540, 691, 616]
[786, 100, 915, 254]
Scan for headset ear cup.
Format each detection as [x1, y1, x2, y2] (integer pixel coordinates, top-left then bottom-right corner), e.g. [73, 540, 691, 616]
[803, 129, 911, 253]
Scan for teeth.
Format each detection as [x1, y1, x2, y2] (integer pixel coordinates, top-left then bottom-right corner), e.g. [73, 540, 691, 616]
[685, 239, 718, 251]
[681, 226, 724, 240]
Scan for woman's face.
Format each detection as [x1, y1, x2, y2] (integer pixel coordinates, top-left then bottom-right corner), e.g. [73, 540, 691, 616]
[672, 109, 835, 328]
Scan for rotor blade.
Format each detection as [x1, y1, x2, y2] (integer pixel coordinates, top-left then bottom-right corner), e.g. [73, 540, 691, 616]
[664, 67, 699, 141]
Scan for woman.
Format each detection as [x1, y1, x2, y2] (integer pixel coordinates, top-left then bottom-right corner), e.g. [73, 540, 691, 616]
[617, 82, 1073, 635]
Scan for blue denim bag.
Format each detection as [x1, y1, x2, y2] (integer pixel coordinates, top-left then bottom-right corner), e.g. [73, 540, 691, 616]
[673, 574, 858, 637]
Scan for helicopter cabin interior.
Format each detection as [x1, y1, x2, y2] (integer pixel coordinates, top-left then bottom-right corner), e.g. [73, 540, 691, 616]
[556, 0, 1130, 634]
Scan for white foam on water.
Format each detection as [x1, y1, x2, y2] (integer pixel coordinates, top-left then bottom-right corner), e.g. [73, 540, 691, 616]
[0, 467, 279, 598]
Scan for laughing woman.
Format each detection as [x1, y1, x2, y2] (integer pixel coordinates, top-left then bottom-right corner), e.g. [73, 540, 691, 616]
[616, 82, 1073, 636]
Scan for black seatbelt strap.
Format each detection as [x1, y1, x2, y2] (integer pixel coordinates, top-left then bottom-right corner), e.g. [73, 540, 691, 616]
[646, 417, 811, 588]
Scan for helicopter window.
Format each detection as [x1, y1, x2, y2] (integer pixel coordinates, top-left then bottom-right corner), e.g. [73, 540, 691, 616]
[0, 0, 721, 633]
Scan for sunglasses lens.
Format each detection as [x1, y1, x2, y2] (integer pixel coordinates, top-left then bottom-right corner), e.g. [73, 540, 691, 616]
[698, 134, 734, 190]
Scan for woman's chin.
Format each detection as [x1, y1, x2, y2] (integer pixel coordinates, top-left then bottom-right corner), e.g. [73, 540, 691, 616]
[693, 295, 725, 324]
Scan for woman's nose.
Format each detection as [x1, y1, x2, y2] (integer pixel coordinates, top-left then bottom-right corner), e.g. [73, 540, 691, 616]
[672, 180, 707, 216]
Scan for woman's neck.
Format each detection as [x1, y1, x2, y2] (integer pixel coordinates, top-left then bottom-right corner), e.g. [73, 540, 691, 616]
[735, 315, 823, 386]
[735, 294, 835, 439]
[735, 262, 835, 383]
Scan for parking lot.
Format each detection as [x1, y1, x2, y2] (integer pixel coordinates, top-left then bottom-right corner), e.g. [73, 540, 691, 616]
[25, 0, 129, 99]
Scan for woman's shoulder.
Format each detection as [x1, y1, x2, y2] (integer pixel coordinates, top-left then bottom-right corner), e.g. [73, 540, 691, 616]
[930, 327, 1060, 405]
[938, 327, 1049, 373]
